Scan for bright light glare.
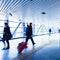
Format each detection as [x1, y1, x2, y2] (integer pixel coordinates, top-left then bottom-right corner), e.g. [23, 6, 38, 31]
[0, 15, 6, 20]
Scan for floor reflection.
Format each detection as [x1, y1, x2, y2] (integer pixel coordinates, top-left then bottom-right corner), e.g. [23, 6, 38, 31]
[2, 50, 10, 60]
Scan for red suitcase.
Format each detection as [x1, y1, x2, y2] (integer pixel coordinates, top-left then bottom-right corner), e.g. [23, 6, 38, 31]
[17, 42, 27, 53]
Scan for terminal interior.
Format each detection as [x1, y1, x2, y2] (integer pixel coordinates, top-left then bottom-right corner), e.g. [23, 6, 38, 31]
[0, 0, 60, 60]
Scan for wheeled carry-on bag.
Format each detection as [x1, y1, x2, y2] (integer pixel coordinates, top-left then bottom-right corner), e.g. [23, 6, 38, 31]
[17, 42, 27, 53]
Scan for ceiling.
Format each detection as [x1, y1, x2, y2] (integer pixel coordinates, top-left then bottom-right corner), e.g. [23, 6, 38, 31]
[0, 0, 60, 22]
[0, 0, 60, 14]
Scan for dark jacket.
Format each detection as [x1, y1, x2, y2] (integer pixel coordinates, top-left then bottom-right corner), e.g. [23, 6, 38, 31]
[49, 29, 51, 32]
[26, 25, 32, 37]
[3, 26, 12, 40]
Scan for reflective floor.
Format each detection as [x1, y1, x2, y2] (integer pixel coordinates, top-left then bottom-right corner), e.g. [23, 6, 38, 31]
[0, 33, 60, 60]
[23, 38, 60, 60]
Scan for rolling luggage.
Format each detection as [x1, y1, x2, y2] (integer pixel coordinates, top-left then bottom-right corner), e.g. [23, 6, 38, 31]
[17, 42, 27, 53]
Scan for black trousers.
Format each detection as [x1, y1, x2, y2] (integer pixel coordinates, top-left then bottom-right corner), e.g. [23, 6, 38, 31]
[26, 36, 35, 45]
[2, 34, 12, 48]
[2, 39, 10, 48]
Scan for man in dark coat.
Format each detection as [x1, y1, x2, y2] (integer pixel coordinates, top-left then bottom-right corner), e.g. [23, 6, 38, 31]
[2, 23, 12, 49]
[26, 23, 35, 45]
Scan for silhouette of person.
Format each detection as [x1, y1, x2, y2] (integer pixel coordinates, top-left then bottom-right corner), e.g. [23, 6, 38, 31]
[49, 28, 51, 36]
[2, 23, 12, 49]
[25, 23, 35, 45]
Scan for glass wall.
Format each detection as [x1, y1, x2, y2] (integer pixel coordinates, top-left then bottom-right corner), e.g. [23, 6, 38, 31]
[0, 0, 60, 40]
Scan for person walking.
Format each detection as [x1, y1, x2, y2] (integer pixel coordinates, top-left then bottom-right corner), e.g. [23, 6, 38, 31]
[25, 23, 35, 45]
[2, 23, 12, 49]
[49, 28, 51, 36]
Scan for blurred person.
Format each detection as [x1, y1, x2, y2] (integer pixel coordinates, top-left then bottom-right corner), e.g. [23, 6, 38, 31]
[25, 23, 35, 45]
[49, 28, 51, 36]
[2, 23, 12, 50]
